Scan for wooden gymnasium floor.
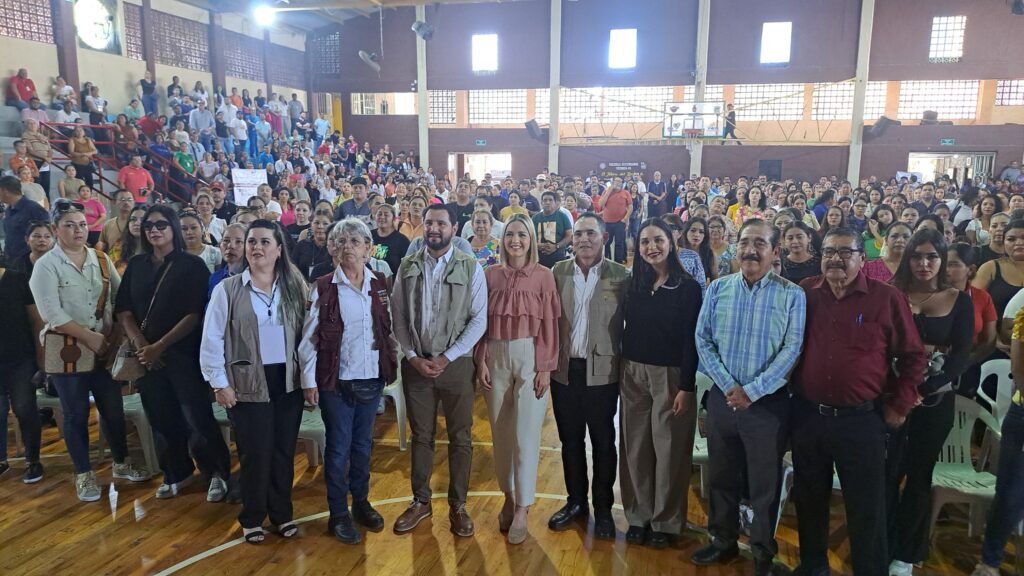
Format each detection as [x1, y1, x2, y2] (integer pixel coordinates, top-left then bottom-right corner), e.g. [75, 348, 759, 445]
[0, 391, 1013, 576]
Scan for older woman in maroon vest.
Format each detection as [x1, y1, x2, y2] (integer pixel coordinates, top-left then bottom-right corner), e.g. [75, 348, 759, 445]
[299, 217, 397, 545]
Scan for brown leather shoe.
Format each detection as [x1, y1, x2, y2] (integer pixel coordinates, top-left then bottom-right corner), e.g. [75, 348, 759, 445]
[449, 502, 475, 537]
[393, 500, 432, 534]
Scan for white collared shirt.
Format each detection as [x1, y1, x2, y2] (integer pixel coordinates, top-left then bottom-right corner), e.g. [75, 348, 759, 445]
[29, 244, 120, 339]
[569, 259, 602, 359]
[420, 243, 454, 352]
[298, 268, 380, 388]
[201, 270, 287, 389]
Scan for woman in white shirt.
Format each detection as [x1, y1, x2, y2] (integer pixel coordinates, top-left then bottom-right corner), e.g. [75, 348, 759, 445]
[201, 219, 312, 544]
[196, 192, 227, 243]
[298, 218, 397, 545]
[29, 200, 149, 503]
[192, 81, 209, 106]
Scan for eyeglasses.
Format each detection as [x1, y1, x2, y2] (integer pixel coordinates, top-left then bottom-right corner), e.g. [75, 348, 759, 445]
[822, 247, 863, 260]
[141, 220, 171, 232]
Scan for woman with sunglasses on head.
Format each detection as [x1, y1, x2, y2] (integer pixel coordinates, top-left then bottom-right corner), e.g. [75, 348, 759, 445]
[9, 221, 54, 275]
[886, 229, 973, 576]
[201, 219, 312, 544]
[618, 218, 701, 549]
[116, 205, 232, 501]
[30, 200, 150, 501]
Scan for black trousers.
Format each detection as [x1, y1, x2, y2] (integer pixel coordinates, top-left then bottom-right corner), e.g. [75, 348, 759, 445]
[791, 396, 888, 576]
[886, 391, 954, 564]
[706, 386, 789, 559]
[229, 364, 304, 529]
[137, 354, 231, 484]
[550, 358, 619, 513]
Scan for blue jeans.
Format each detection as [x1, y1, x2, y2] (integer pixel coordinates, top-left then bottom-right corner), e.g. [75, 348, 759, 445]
[141, 93, 158, 115]
[319, 382, 381, 519]
[605, 221, 627, 264]
[981, 402, 1024, 567]
[0, 359, 41, 462]
[219, 137, 234, 156]
[6, 97, 27, 111]
[50, 370, 129, 473]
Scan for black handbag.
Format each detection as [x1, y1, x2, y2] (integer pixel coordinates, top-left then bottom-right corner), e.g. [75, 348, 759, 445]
[340, 378, 384, 404]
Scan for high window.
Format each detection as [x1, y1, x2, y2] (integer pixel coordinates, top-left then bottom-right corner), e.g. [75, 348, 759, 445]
[759, 22, 792, 65]
[898, 80, 978, 120]
[608, 28, 637, 70]
[928, 16, 966, 63]
[472, 34, 498, 72]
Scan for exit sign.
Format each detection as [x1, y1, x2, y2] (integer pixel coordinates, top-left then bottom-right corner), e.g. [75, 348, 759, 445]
[475, 139, 487, 146]
[940, 138, 956, 146]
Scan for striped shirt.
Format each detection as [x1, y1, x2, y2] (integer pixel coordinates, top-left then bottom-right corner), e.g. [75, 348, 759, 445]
[695, 271, 806, 401]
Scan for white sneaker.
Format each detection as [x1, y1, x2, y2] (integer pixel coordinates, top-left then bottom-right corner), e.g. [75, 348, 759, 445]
[155, 474, 195, 499]
[377, 397, 386, 415]
[75, 471, 102, 502]
[970, 564, 1000, 576]
[207, 475, 228, 502]
[112, 458, 151, 482]
[889, 560, 914, 576]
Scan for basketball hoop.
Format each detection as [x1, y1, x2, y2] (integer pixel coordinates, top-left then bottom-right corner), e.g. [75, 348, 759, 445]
[683, 129, 702, 154]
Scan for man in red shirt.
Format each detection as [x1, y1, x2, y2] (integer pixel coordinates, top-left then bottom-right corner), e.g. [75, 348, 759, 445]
[791, 227, 926, 576]
[595, 176, 632, 264]
[5, 68, 37, 111]
[137, 113, 167, 138]
[118, 154, 156, 203]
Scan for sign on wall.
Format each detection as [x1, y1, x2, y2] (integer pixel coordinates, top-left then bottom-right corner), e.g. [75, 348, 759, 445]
[231, 169, 268, 205]
[598, 161, 647, 179]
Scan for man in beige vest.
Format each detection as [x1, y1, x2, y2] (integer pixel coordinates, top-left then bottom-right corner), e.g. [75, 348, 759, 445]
[391, 203, 487, 537]
[548, 213, 630, 539]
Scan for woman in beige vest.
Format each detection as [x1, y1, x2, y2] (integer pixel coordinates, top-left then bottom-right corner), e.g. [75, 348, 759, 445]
[200, 220, 313, 544]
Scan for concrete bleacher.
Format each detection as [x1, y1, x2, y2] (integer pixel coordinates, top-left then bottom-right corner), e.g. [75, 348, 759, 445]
[0, 105, 120, 202]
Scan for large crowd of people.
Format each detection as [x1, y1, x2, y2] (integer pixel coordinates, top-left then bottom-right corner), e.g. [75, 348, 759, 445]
[3, 66, 1024, 576]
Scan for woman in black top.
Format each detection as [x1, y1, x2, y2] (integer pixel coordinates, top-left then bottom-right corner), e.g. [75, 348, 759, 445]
[291, 211, 332, 280]
[973, 218, 1024, 345]
[9, 221, 53, 275]
[138, 70, 157, 116]
[781, 221, 821, 284]
[886, 229, 974, 573]
[619, 218, 702, 549]
[116, 205, 232, 501]
[0, 264, 43, 482]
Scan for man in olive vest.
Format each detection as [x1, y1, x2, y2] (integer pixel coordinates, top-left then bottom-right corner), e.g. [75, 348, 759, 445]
[391, 203, 487, 537]
[548, 213, 630, 539]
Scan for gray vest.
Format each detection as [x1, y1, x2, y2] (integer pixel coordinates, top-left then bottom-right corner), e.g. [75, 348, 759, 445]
[397, 248, 477, 357]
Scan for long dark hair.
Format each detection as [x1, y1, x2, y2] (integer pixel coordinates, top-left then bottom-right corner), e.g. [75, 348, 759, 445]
[630, 218, 689, 295]
[892, 228, 951, 292]
[140, 204, 185, 254]
[242, 219, 308, 324]
[120, 206, 148, 264]
[680, 216, 716, 281]
[819, 205, 848, 237]
[782, 220, 822, 256]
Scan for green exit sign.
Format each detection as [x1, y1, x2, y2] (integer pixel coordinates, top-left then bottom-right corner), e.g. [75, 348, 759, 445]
[475, 139, 487, 146]
[940, 138, 956, 146]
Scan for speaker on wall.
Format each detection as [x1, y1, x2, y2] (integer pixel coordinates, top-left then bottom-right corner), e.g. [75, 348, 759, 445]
[921, 110, 939, 125]
[525, 119, 547, 141]
[869, 116, 901, 138]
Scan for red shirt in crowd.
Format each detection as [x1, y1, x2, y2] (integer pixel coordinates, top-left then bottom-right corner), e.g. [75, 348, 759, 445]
[137, 115, 163, 137]
[118, 165, 156, 202]
[968, 284, 997, 345]
[6, 75, 36, 102]
[795, 271, 926, 417]
[599, 187, 632, 223]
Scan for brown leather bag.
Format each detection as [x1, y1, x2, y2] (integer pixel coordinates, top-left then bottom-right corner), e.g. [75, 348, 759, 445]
[43, 249, 110, 374]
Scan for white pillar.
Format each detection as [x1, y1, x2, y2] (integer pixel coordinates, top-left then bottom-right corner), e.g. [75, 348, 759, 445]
[847, 0, 876, 184]
[416, 5, 430, 171]
[547, 0, 561, 173]
[691, 0, 712, 176]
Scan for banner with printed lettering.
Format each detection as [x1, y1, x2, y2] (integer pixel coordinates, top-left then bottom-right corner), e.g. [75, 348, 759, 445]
[231, 169, 268, 205]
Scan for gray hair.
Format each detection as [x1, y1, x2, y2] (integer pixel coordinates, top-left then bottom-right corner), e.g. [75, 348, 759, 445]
[328, 217, 373, 245]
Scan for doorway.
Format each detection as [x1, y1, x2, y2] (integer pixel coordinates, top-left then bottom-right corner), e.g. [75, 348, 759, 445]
[907, 152, 996, 187]
[447, 153, 512, 184]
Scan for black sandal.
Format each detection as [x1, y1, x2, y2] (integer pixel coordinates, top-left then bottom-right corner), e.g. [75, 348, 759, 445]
[277, 522, 298, 538]
[243, 527, 265, 544]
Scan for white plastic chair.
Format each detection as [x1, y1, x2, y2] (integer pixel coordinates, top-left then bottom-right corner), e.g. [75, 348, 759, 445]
[978, 359, 1014, 424]
[120, 393, 158, 473]
[35, 389, 107, 461]
[382, 373, 407, 451]
[929, 395, 1002, 539]
[691, 372, 714, 498]
[298, 406, 326, 467]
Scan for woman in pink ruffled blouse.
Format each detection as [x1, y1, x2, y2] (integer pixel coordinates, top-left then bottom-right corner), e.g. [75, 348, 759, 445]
[474, 213, 561, 545]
